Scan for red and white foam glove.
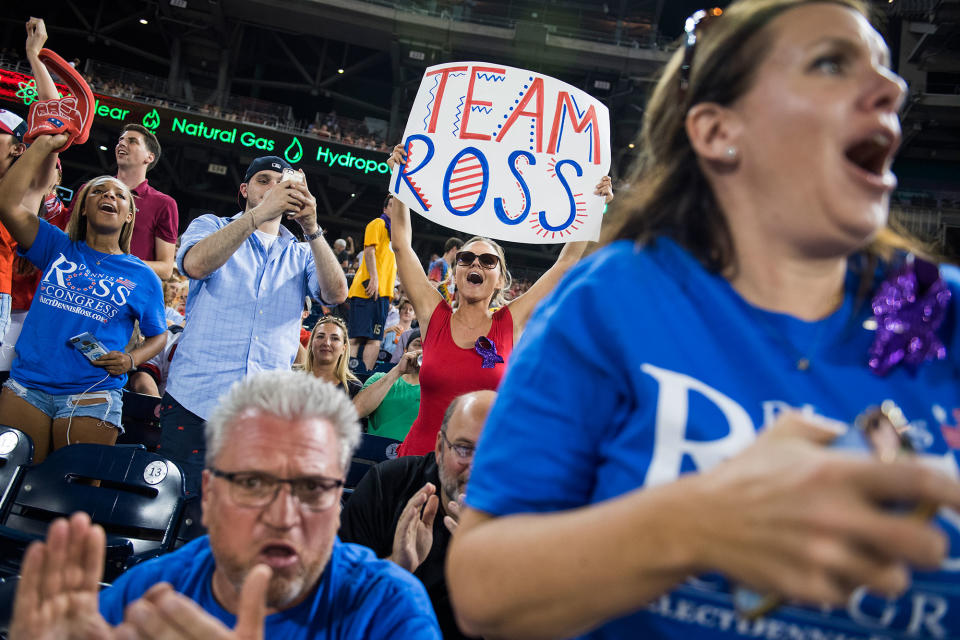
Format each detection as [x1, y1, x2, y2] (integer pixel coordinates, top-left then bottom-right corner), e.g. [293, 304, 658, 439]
[25, 96, 81, 149]
[23, 48, 95, 151]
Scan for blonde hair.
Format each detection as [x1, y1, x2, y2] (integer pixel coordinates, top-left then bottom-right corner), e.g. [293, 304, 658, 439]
[605, 0, 926, 273]
[455, 236, 513, 308]
[67, 176, 136, 253]
[305, 315, 359, 391]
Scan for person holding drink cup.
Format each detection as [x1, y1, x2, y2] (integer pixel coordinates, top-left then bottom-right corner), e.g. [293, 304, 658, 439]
[447, 1, 960, 638]
[353, 330, 423, 441]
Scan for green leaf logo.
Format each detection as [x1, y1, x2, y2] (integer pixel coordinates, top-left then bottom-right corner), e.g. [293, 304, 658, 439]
[284, 137, 304, 164]
[142, 109, 161, 130]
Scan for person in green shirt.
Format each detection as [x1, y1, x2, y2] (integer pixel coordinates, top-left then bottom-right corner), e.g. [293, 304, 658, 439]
[354, 332, 422, 441]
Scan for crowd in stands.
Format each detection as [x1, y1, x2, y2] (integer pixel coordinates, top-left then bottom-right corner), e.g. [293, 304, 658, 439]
[307, 110, 389, 151]
[0, 50, 391, 153]
[3, 4, 960, 640]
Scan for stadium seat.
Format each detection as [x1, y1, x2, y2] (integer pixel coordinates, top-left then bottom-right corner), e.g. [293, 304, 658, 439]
[344, 433, 401, 499]
[0, 443, 184, 583]
[0, 427, 32, 523]
[117, 391, 162, 451]
[0, 574, 16, 635]
[173, 494, 206, 549]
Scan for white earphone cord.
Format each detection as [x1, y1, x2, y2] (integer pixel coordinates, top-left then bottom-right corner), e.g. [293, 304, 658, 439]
[65, 373, 111, 446]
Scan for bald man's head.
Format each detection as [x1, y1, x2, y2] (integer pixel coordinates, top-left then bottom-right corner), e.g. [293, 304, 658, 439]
[435, 390, 496, 506]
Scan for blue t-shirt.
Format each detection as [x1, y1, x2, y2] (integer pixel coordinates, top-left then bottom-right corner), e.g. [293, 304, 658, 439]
[467, 238, 960, 639]
[100, 535, 441, 639]
[14, 220, 165, 394]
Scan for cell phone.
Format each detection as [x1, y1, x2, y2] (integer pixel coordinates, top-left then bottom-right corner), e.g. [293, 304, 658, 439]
[281, 168, 305, 217]
[281, 168, 304, 184]
[733, 403, 934, 620]
[68, 332, 109, 363]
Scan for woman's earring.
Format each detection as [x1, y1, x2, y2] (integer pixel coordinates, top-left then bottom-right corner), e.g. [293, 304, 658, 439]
[725, 146, 738, 160]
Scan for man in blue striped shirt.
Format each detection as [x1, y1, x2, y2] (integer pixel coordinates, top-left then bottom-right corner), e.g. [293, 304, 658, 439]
[159, 156, 347, 496]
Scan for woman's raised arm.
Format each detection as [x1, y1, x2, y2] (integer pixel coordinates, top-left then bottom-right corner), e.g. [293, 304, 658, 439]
[506, 176, 611, 333]
[0, 134, 63, 250]
[25, 18, 58, 102]
[387, 144, 442, 334]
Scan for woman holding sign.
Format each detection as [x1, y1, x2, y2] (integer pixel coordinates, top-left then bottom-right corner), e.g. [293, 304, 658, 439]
[447, 1, 960, 639]
[388, 144, 612, 456]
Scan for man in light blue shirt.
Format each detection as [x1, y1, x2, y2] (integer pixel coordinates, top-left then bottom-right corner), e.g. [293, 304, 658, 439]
[160, 156, 347, 496]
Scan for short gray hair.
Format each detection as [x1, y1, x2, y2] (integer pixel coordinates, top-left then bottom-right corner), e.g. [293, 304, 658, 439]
[205, 370, 361, 470]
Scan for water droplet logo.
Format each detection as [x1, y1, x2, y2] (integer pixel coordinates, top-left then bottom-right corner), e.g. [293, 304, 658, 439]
[284, 137, 303, 164]
[142, 109, 161, 130]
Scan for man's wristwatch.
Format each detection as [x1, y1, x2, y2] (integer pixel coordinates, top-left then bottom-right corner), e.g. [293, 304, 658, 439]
[304, 227, 324, 242]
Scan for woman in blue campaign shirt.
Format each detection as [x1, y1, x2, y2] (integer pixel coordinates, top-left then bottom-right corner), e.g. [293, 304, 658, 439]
[448, 1, 960, 639]
[0, 132, 165, 462]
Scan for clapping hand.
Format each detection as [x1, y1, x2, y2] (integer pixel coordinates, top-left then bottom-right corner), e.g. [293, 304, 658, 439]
[9, 512, 114, 640]
[443, 492, 465, 534]
[389, 482, 438, 573]
[115, 565, 272, 640]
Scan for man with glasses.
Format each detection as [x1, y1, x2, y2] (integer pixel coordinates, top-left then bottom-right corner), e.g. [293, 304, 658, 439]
[8, 371, 440, 639]
[340, 390, 495, 639]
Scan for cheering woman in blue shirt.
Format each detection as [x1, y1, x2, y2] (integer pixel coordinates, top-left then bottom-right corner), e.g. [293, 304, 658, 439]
[0, 132, 166, 462]
[448, 1, 960, 639]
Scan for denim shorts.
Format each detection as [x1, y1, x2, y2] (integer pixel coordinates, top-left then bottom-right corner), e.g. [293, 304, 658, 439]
[3, 379, 124, 429]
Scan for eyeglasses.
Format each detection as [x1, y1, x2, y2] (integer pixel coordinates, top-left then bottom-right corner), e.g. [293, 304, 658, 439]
[679, 7, 723, 96]
[456, 250, 500, 270]
[440, 430, 475, 461]
[209, 468, 344, 511]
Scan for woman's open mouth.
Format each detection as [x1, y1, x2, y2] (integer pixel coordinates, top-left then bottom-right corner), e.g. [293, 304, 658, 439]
[842, 130, 898, 191]
[466, 272, 483, 285]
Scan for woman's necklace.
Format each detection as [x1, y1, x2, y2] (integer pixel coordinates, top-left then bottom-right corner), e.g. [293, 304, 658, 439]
[453, 309, 489, 334]
[89, 244, 122, 267]
[747, 291, 846, 372]
[751, 316, 826, 371]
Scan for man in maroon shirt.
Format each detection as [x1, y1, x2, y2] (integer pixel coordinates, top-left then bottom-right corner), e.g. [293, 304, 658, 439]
[114, 124, 179, 279]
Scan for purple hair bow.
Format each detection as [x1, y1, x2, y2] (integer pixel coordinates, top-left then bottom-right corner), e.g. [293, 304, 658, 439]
[868, 255, 951, 376]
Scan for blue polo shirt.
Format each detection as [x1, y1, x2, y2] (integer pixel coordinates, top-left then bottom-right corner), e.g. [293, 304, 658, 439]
[100, 536, 440, 638]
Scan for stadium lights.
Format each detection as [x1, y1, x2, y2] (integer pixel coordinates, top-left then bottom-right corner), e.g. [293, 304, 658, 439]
[99, 145, 108, 151]
[139, 18, 149, 25]
[337, 68, 344, 74]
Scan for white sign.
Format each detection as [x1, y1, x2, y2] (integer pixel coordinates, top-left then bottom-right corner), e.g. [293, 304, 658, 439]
[391, 62, 611, 244]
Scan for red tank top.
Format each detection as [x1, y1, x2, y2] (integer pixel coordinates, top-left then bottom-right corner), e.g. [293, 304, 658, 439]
[398, 300, 513, 456]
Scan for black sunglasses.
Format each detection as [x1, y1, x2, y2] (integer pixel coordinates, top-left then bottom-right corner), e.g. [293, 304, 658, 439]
[679, 7, 723, 97]
[456, 250, 500, 270]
